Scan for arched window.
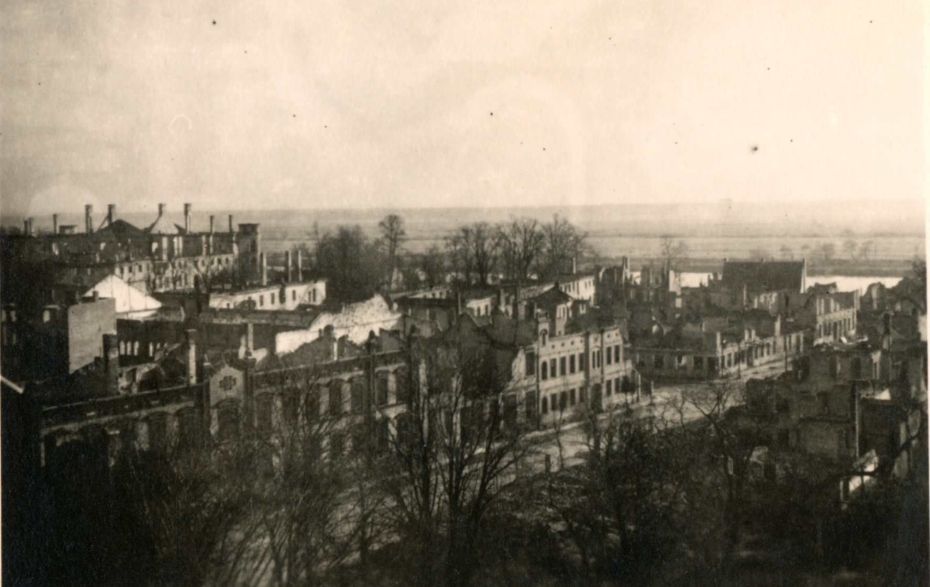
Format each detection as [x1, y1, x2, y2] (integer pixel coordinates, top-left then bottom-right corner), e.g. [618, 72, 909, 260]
[350, 377, 366, 414]
[541, 361, 548, 380]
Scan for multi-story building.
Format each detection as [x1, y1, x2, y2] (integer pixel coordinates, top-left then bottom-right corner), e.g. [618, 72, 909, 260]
[631, 310, 806, 381]
[741, 340, 924, 479]
[1, 203, 263, 300]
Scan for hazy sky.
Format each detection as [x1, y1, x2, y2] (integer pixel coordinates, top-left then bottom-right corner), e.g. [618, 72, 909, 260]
[1, 0, 924, 216]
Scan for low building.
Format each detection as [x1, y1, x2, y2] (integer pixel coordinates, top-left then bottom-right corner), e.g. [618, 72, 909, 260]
[631, 311, 806, 381]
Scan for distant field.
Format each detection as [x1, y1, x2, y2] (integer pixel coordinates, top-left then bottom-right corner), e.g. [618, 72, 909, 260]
[5, 203, 924, 277]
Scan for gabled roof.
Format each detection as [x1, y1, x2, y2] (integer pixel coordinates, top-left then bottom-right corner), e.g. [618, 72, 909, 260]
[528, 287, 572, 307]
[722, 260, 805, 293]
[95, 219, 146, 239]
[146, 214, 181, 235]
[83, 274, 162, 314]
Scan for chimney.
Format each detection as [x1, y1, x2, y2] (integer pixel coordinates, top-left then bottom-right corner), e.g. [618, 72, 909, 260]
[571, 256, 577, 275]
[103, 334, 120, 395]
[296, 249, 303, 281]
[157, 203, 166, 217]
[85, 204, 94, 233]
[242, 322, 254, 358]
[200, 234, 208, 256]
[107, 204, 116, 226]
[285, 250, 293, 282]
[228, 214, 235, 233]
[260, 252, 268, 286]
[23, 218, 32, 236]
[184, 203, 192, 233]
[185, 329, 197, 385]
[209, 215, 215, 234]
[52, 213, 59, 235]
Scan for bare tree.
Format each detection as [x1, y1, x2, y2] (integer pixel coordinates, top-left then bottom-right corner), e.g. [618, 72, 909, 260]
[535, 215, 589, 280]
[378, 214, 407, 287]
[817, 242, 836, 262]
[419, 245, 447, 288]
[842, 238, 858, 260]
[381, 334, 531, 587]
[496, 218, 545, 283]
[658, 235, 689, 270]
[446, 223, 499, 286]
[681, 380, 766, 569]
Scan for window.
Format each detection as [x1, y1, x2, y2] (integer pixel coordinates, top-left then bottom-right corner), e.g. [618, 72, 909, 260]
[541, 395, 548, 415]
[606, 348, 613, 365]
[578, 352, 585, 371]
[569, 354, 576, 373]
[606, 379, 613, 396]
[217, 401, 240, 442]
[579, 387, 586, 403]
[395, 369, 410, 404]
[549, 359, 557, 378]
[526, 351, 536, 375]
[559, 392, 567, 411]
[292, 290, 296, 301]
[525, 392, 537, 420]
[569, 389, 576, 405]
[351, 378, 365, 414]
[614, 345, 620, 363]
[259, 295, 264, 307]
[560, 357, 567, 376]
[541, 361, 548, 380]
[377, 373, 390, 406]
[329, 380, 343, 415]
[329, 432, 345, 461]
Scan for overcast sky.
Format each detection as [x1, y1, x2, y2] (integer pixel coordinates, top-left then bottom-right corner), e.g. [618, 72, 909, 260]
[1, 0, 924, 216]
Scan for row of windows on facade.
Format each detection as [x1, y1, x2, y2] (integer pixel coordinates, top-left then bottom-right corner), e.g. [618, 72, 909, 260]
[532, 343, 623, 380]
[563, 279, 593, 295]
[230, 287, 318, 309]
[539, 375, 632, 414]
[120, 340, 169, 357]
[817, 316, 855, 339]
[103, 387, 537, 460]
[252, 373, 409, 419]
[117, 255, 233, 277]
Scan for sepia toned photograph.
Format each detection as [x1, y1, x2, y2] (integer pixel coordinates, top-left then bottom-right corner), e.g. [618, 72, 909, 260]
[1, 1, 926, 585]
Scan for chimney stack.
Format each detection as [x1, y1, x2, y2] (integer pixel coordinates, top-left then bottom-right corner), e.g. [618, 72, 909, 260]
[228, 214, 235, 233]
[571, 256, 577, 275]
[209, 215, 215, 234]
[296, 249, 303, 281]
[107, 204, 116, 226]
[103, 334, 120, 395]
[52, 213, 59, 235]
[285, 250, 293, 282]
[157, 203, 166, 217]
[241, 322, 254, 358]
[185, 329, 198, 385]
[85, 204, 94, 234]
[184, 203, 192, 233]
[260, 252, 268, 286]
